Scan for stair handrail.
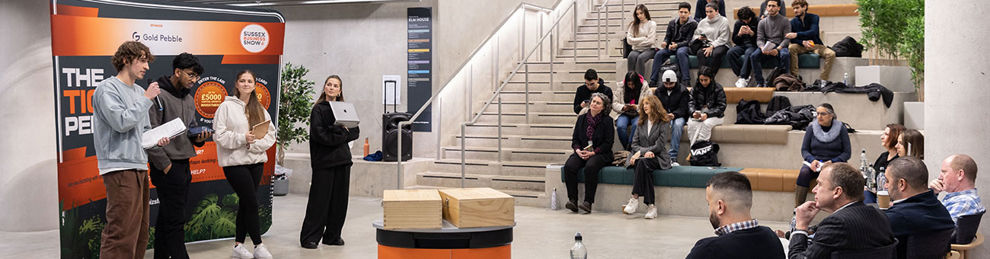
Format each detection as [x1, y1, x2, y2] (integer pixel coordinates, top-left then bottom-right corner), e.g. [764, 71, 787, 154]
[393, 0, 579, 189]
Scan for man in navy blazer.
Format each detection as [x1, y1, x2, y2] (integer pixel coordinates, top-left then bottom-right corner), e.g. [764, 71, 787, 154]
[788, 162, 896, 259]
[883, 156, 956, 258]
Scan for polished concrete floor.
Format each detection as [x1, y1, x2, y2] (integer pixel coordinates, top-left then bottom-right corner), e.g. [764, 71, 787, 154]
[1, 193, 790, 258]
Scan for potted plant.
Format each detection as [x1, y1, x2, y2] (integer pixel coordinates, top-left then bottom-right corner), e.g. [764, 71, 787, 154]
[276, 63, 315, 165]
[855, 0, 924, 98]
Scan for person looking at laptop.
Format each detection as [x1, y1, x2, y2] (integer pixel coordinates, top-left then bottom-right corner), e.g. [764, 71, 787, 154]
[300, 75, 360, 248]
[213, 70, 277, 258]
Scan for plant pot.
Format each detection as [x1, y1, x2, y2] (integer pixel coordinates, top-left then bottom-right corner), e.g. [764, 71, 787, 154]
[855, 65, 913, 93]
[903, 101, 924, 130]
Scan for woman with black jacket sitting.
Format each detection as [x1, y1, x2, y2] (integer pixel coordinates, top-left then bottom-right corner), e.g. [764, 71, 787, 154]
[621, 95, 673, 219]
[563, 92, 615, 214]
[686, 67, 726, 146]
[864, 124, 904, 204]
[794, 103, 851, 207]
[300, 75, 361, 249]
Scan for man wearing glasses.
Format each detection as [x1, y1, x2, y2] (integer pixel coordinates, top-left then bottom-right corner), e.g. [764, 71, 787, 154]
[145, 52, 210, 259]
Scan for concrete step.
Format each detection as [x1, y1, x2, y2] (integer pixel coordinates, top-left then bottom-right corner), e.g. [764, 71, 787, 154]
[431, 159, 549, 177]
[496, 90, 573, 102]
[416, 171, 546, 192]
[556, 48, 622, 58]
[477, 101, 574, 114]
[514, 61, 616, 71]
[671, 130, 884, 170]
[464, 123, 574, 136]
[475, 111, 577, 124]
[503, 70, 616, 83]
[453, 134, 571, 150]
[441, 146, 572, 163]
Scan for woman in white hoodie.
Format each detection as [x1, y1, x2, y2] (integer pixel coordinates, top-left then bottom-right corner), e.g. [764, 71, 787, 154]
[694, 2, 731, 77]
[625, 4, 657, 77]
[213, 70, 276, 259]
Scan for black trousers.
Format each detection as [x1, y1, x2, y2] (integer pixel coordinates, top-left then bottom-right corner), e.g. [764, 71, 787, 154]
[796, 165, 819, 187]
[300, 165, 351, 244]
[222, 163, 264, 245]
[632, 158, 660, 205]
[563, 153, 610, 204]
[696, 45, 730, 77]
[150, 159, 191, 259]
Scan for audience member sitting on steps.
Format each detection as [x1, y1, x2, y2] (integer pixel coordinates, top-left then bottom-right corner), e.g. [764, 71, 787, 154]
[760, 0, 786, 19]
[895, 129, 924, 159]
[654, 70, 690, 166]
[572, 69, 613, 114]
[787, 162, 896, 259]
[563, 93, 615, 214]
[883, 156, 955, 259]
[693, 0, 725, 22]
[613, 72, 651, 150]
[649, 2, 697, 88]
[864, 124, 905, 204]
[795, 103, 850, 208]
[929, 154, 985, 223]
[621, 95, 673, 219]
[729, 6, 761, 88]
[686, 171, 785, 259]
[686, 67, 726, 146]
[786, 0, 836, 81]
[625, 4, 658, 77]
[749, 0, 791, 87]
[693, 2, 731, 78]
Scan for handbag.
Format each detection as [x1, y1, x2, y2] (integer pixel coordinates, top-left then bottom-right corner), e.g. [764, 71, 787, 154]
[623, 37, 633, 58]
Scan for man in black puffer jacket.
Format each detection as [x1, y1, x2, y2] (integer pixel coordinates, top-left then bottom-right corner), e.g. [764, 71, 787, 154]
[687, 67, 726, 145]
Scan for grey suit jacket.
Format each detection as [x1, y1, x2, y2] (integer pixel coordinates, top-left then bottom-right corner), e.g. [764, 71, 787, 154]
[629, 119, 672, 170]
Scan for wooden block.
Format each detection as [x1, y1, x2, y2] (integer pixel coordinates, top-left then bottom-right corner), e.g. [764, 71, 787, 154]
[439, 188, 514, 228]
[383, 189, 442, 230]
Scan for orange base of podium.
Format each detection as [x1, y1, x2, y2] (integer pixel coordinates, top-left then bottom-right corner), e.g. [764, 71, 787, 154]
[378, 244, 510, 259]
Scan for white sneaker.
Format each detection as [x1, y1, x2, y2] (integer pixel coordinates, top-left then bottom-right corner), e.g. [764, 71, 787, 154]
[253, 244, 273, 259]
[735, 78, 749, 88]
[644, 205, 658, 219]
[671, 162, 681, 167]
[231, 244, 252, 259]
[622, 198, 639, 214]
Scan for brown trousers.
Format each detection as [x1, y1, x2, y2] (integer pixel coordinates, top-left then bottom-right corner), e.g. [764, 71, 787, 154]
[100, 169, 150, 259]
[789, 43, 836, 80]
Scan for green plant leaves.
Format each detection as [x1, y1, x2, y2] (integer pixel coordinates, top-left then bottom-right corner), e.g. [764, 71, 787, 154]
[277, 63, 316, 164]
[857, 0, 925, 89]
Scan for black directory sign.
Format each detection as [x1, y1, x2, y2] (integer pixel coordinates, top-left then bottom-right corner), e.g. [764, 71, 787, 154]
[407, 7, 432, 132]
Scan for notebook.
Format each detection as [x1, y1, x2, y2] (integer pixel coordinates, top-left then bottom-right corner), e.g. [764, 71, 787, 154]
[142, 118, 186, 149]
[329, 101, 360, 128]
[251, 120, 270, 139]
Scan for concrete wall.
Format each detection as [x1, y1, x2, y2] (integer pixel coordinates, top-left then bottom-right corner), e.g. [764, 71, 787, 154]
[0, 0, 58, 231]
[925, 1, 990, 258]
[275, 0, 559, 159]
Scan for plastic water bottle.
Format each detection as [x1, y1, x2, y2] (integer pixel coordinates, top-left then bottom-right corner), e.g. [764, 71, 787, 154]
[550, 188, 559, 210]
[570, 232, 587, 259]
[843, 73, 849, 86]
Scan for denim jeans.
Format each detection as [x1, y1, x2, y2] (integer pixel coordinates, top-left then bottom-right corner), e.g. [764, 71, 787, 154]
[669, 117, 686, 160]
[616, 114, 639, 150]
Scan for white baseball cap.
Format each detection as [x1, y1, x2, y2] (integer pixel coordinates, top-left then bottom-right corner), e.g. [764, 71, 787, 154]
[662, 70, 677, 83]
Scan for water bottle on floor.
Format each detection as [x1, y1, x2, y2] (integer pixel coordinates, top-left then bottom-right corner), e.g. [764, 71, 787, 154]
[843, 72, 850, 86]
[570, 232, 587, 259]
[550, 188, 559, 210]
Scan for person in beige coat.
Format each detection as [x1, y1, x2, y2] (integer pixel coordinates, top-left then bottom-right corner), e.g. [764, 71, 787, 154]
[612, 72, 653, 150]
[213, 70, 276, 259]
[625, 4, 658, 77]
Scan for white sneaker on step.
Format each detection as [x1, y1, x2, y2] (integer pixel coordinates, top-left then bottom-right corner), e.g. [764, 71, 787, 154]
[231, 244, 253, 259]
[622, 198, 639, 214]
[644, 205, 658, 219]
[254, 244, 273, 259]
[735, 78, 749, 88]
[671, 162, 681, 167]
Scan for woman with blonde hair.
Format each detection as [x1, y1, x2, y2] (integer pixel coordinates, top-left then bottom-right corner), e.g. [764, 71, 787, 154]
[621, 95, 673, 219]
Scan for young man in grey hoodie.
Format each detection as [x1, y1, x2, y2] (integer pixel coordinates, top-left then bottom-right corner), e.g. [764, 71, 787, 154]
[748, 0, 791, 87]
[92, 41, 169, 258]
[145, 52, 209, 259]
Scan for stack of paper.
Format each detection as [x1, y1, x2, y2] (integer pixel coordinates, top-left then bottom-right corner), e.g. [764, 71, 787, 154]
[142, 118, 186, 149]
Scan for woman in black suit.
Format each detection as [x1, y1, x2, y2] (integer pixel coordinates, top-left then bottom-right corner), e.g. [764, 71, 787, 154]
[300, 75, 360, 249]
[563, 93, 615, 214]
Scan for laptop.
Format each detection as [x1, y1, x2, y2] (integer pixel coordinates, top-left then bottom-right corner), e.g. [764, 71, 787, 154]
[329, 101, 360, 128]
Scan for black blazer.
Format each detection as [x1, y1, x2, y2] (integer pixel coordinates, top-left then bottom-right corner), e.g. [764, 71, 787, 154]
[654, 85, 690, 120]
[788, 201, 896, 259]
[310, 101, 361, 169]
[570, 112, 614, 156]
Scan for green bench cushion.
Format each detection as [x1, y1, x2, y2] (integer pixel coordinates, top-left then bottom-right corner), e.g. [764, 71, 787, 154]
[562, 166, 744, 188]
[667, 53, 821, 69]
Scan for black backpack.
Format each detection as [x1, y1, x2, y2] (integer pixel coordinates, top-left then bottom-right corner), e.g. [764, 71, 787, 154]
[831, 36, 864, 57]
[688, 140, 721, 166]
[766, 96, 791, 115]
